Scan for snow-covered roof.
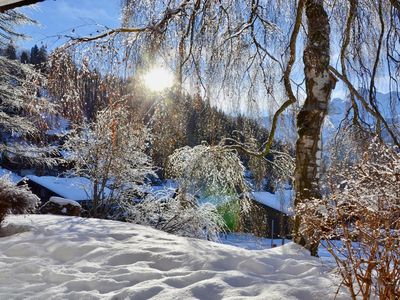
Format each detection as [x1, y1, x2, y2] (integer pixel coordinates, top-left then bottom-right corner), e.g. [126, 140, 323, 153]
[251, 190, 293, 215]
[24, 175, 111, 201]
[0, 168, 22, 184]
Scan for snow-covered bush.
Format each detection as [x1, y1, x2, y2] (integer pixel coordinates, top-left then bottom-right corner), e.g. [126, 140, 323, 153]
[165, 144, 252, 235]
[117, 144, 248, 240]
[122, 192, 225, 241]
[0, 176, 39, 226]
[115, 145, 247, 240]
[297, 140, 400, 299]
[64, 103, 155, 217]
[168, 144, 250, 208]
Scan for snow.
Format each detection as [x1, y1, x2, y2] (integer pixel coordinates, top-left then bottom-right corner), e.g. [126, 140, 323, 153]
[45, 114, 70, 136]
[221, 233, 336, 266]
[251, 190, 293, 214]
[48, 196, 81, 207]
[145, 180, 178, 197]
[0, 215, 348, 299]
[221, 233, 288, 250]
[0, 168, 22, 184]
[24, 175, 111, 201]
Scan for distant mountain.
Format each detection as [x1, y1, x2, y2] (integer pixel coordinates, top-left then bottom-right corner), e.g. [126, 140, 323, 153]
[261, 91, 399, 143]
[324, 91, 399, 138]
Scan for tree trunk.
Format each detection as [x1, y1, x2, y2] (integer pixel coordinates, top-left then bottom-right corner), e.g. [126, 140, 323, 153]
[293, 0, 337, 256]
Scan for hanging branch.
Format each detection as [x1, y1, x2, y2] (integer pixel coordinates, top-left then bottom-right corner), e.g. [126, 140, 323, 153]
[339, 0, 360, 126]
[257, 0, 305, 157]
[329, 66, 400, 147]
[66, 0, 191, 44]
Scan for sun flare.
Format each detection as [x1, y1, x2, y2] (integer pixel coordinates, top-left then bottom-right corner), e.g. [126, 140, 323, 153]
[143, 67, 174, 92]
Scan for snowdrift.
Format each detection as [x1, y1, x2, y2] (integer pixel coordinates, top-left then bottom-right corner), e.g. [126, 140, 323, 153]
[0, 215, 347, 299]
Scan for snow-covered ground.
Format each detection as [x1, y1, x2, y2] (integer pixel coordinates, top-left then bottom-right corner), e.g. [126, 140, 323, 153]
[220, 233, 289, 250]
[0, 215, 347, 299]
[221, 233, 335, 267]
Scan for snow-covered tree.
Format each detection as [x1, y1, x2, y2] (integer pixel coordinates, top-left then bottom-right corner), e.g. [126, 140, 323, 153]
[64, 103, 155, 217]
[166, 144, 252, 234]
[0, 56, 58, 164]
[0, 10, 57, 166]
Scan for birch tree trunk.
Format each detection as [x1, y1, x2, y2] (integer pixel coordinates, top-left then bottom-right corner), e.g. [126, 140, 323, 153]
[293, 0, 337, 256]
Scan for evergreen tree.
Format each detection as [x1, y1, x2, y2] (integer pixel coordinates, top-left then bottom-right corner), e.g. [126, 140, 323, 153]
[37, 45, 47, 63]
[4, 43, 16, 60]
[29, 44, 47, 68]
[29, 44, 39, 64]
[20, 50, 29, 64]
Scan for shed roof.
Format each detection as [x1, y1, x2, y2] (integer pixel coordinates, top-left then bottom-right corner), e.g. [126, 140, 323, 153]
[251, 190, 293, 215]
[24, 175, 111, 202]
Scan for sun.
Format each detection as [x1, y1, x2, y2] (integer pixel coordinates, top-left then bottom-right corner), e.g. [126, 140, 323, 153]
[143, 67, 174, 92]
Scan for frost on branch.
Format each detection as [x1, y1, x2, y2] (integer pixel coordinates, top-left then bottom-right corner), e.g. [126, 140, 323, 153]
[157, 144, 251, 238]
[122, 192, 225, 241]
[0, 176, 39, 226]
[168, 144, 250, 208]
[297, 139, 400, 299]
[64, 103, 155, 217]
[119, 144, 244, 240]
[0, 55, 58, 167]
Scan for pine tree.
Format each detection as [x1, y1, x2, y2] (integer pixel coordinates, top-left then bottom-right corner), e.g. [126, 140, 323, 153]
[19, 50, 29, 64]
[29, 44, 39, 64]
[37, 45, 47, 63]
[4, 43, 16, 60]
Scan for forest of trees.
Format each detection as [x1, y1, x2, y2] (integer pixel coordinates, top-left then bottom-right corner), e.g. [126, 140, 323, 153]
[0, 43, 47, 66]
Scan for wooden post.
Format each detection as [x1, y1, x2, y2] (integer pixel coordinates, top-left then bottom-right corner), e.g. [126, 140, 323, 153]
[270, 219, 274, 248]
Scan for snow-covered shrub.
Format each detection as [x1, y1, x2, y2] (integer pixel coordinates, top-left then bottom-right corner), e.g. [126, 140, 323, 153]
[64, 103, 155, 217]
[166, 144, 252, 235]
[168, 144, 250, 209]
[297, 140, 400, 299]
[0, 176, 39, 226]
[122, 192, 225, 241]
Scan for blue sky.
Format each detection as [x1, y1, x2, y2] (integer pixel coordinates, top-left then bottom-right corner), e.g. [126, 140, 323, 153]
[17, 0, 121, 50]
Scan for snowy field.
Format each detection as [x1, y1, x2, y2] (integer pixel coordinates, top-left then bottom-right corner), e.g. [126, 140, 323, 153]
[0, 215, 348, 299]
